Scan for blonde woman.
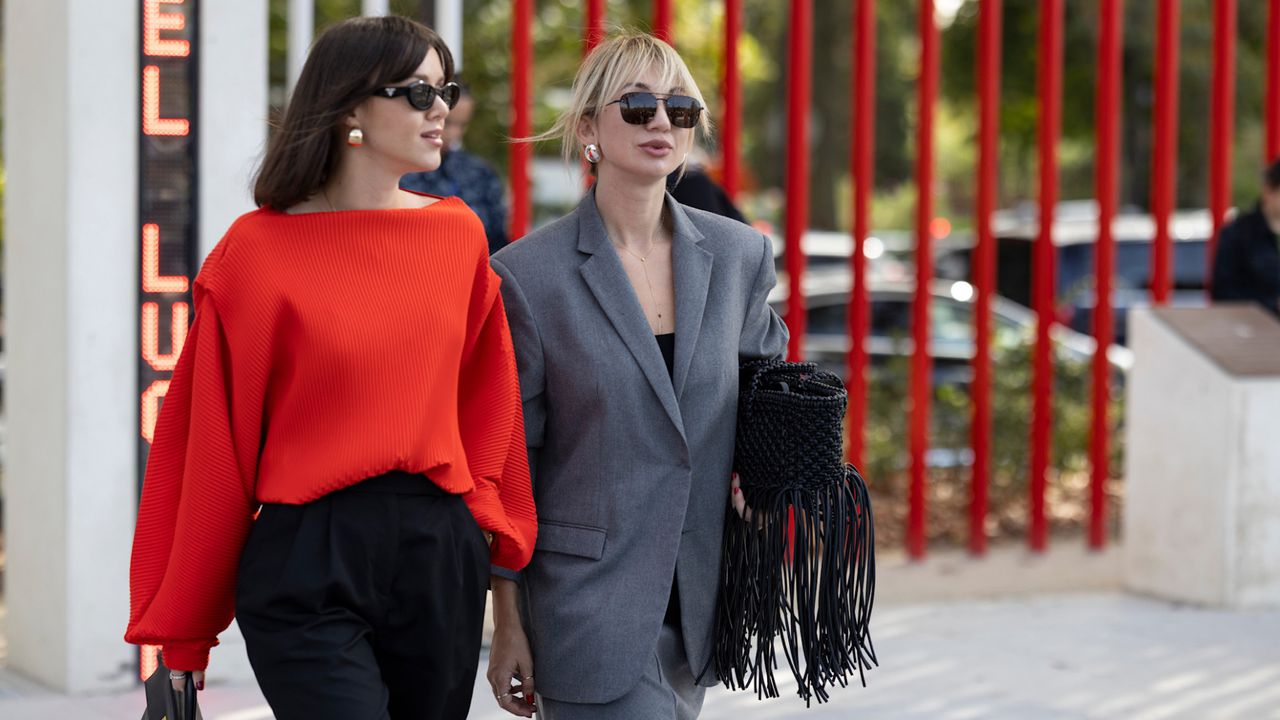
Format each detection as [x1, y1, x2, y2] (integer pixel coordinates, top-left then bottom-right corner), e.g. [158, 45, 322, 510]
[486, 33, 787, 719]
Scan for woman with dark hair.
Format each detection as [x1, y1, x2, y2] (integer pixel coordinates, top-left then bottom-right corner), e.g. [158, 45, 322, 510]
[125, 16, 536, 720]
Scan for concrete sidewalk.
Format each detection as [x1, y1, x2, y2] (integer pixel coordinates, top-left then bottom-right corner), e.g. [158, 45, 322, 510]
[3, 591, 1278, 720]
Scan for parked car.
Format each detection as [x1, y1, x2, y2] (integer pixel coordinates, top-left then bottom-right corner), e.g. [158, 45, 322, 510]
[769, 266, 1133, 389]
[940, 203, 1213, 345]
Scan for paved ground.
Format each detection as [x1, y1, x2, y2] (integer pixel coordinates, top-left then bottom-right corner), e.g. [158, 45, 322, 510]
[3, 591, 1279, 720]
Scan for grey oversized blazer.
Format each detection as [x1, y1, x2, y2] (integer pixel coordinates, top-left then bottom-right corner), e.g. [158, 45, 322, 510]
[490, 189, 788, 705]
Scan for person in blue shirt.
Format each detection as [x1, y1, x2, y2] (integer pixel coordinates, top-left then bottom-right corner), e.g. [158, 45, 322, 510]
[402, 81, 510, 253]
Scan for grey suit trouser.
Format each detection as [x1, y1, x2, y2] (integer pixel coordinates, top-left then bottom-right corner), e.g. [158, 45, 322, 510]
[537, 623, 707, 720]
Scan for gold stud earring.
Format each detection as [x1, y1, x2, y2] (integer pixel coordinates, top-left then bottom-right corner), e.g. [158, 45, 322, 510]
[347, 128, 364, 147]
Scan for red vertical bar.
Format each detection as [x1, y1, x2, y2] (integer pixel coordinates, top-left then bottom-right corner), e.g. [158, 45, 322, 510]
[908, 0, 938, 560]
[1029, 0, 1063, 553]
[1268, 0, 1280, 162]
[970, 0, 1001, 557]
[509, 0, 532, 241]
[1090, 0, 1122, 551]
[784, 0, 812, 362]
[848, 0, 875, 468]
[655, 0, 674, 45]
[1151, 0, 1180, 306]
[1209, 0, 1236, 286]
[721, 0, 742, 200]
[586, 0, 606, 54]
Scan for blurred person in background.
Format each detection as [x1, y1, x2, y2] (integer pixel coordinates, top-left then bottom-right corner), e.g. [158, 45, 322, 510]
[402, 80, 511, 252]
[666, 146, 747, 224]
[1211, 159, 1280, 317]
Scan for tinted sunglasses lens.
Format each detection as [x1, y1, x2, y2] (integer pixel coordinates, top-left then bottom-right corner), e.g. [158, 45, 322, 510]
[440, 83, 461, 109]
[407, 83, 435, 110]
[619, 93, 658, 125]
[665, 96, 701, 128]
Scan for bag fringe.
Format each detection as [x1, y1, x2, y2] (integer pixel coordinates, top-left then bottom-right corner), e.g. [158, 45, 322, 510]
[715, 464, 877, 705]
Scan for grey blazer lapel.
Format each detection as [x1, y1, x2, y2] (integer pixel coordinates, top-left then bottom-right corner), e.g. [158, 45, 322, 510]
[667, 195, 713, 399]
[576, 192, 686, 436]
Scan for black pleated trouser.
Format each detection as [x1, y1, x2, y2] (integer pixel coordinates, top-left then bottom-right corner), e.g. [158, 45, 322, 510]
[235, 471, 489, 720]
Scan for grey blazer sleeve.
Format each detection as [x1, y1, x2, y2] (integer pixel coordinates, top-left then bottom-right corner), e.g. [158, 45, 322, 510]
[739, 232, 790, 361]
[490, 257, 546, 583]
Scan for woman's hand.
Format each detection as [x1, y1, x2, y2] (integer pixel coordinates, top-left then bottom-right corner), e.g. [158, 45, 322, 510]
[168, 669, 205, 694]
[488, 576, 536, 716]
[731, 473, 755, 524]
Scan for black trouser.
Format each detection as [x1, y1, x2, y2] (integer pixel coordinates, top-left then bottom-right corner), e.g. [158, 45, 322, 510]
[235, 471, 489, 720]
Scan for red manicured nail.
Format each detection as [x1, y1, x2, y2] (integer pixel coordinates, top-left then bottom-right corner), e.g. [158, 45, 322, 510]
[733, 487, 740, 495]
[196, 681, 204, 691]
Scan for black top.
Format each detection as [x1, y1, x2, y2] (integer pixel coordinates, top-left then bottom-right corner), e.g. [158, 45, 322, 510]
[1211, 203, 1280, 316]
[655, 332, 675, 379]
[655, 332, 681, 626]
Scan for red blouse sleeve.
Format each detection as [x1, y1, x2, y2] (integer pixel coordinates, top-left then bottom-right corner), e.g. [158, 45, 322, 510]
[457, 260, 537, 572]
[125, 288, 259, 672]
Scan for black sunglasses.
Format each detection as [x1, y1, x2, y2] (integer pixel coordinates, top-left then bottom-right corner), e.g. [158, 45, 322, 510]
[371, 80, 461, 111]
[604, 92, 703, 129]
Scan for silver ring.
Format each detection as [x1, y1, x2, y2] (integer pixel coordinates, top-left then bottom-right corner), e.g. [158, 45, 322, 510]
[169, 671, 187, 680]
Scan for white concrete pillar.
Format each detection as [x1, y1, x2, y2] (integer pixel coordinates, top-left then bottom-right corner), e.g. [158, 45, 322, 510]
[287, 0, 313, 93]
[4, 0, 139, 693]
[437, 0, 463, 71]
[3, 0, 268, 693]
[202, 0, 269, 257]
[363, 0, 391, 17]
[196, 0, 270, 684]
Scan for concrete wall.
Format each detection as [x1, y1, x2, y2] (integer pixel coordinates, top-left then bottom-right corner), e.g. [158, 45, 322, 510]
[4, 0, 140, 693]
[1124, 308, 1280, 609]
[3, 0, 266, 692]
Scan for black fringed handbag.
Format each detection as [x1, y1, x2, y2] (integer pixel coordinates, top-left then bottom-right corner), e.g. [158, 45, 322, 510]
[713, 359, 877, 705]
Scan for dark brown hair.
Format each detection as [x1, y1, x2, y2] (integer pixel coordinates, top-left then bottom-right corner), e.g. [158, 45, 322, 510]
[253, 16, 454, 210]
[1266, 158, 1280, 190]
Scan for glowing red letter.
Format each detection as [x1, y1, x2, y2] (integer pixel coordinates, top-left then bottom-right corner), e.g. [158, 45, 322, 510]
[142, 66, 190, 137]
[142, 224, 191, 293]
[142, 301, 189, 372]
[141, 380, 170, 443]
[143, 0, 190, 57]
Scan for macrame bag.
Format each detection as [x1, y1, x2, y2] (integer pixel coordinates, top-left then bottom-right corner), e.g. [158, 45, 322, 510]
[713, 359, 877, 705]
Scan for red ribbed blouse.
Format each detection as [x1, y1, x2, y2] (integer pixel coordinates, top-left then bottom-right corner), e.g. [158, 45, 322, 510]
[125, 197, 536, 671]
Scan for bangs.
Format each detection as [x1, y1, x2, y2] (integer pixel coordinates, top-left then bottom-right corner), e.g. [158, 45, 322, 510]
[527, 31, 713, 169]
[592, 43, 699, 110]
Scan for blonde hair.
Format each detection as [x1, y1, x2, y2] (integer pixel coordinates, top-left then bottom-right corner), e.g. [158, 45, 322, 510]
[528, 32, 712, 168]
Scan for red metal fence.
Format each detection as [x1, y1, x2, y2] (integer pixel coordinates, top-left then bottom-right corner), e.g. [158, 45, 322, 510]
[507, 0, 1263, 559]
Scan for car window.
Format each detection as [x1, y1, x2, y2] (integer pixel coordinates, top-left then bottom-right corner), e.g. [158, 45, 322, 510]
[807, 301, 847, 335]
[870, 299, 910, 338]
[1058, 239, 1209, 298]
[808, 295, 989, 343]
[932, 298, 973, 342]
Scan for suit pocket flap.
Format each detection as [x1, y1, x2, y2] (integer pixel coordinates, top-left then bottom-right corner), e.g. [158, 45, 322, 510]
[535, 520, 606, 560]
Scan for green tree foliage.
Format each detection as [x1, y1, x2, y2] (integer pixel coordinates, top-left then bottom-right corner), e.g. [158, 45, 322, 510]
[943, 0, 1272, 213]
[251, 0, 1280, 229]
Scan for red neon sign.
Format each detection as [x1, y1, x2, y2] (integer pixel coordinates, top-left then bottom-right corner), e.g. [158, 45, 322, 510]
[138, 0, 197, 680]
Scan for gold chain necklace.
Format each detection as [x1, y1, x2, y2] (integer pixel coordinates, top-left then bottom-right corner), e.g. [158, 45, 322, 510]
[620, 242, 665, 334]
